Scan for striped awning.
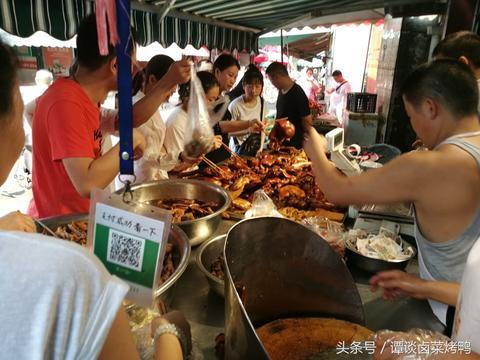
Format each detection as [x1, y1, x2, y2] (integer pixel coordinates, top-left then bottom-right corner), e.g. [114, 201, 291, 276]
[132, 10, 256, 51]
[1, 0, 447, 52]
[0, 0, 257, 51]
[0, 0, 92, 41]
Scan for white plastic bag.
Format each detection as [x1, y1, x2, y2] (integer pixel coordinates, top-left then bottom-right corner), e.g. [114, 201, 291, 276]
[302, 217, 346, 257]
[183, 65, 215, 158]
[245, 190, 283, 218]
[208, 94, 229, 125]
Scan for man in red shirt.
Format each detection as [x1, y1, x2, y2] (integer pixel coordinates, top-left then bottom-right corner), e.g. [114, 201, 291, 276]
[28, 14, 190, 218]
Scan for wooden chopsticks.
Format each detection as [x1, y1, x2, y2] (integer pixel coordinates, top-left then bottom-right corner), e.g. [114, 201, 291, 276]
[200, 156, 228, 177]
[221, 143, 249, 166]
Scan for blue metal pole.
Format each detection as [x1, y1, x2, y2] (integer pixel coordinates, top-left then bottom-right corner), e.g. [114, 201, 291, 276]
[116, 0, 134, 175]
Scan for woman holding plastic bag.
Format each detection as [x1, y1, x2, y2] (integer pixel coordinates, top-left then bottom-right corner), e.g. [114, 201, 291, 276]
[205, 54, 264, 164]
[164, 70, 223, 169]
[179, 66, 222, 160]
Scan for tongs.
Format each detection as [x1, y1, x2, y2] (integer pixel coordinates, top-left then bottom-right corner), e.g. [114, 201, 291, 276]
[35, 218, 59, 238]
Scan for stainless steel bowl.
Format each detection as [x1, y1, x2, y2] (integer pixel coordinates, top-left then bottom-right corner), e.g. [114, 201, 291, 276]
[154, 224, 191, 308]
[345, 238, 416, 273]
[121, 179, 231, 246]
[38, 213, 191, 309]
[196, 234, 226, 297]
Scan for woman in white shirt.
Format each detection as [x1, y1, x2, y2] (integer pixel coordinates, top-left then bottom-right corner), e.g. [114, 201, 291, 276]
[228, 68, 266, 154]
[164, 71, 222, 168]
[133, 55, 180, 182]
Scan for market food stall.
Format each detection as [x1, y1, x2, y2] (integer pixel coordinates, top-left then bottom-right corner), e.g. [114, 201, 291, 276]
[1, 0, 454, 359]
[37, 209, 444, 359]
[36, 148, 444, 358]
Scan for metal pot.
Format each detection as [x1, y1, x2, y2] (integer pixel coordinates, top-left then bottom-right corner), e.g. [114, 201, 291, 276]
[345, 240, 416, 273]
[154, 224, 191, 308]
[38, 213, 191, 309]
[120, 179, 231, 246]
[196, 234, 226, 297]
[224, 217, 365, 360]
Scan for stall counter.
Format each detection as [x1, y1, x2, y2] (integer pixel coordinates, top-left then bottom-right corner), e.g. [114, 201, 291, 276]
[170, 220, 445, 360]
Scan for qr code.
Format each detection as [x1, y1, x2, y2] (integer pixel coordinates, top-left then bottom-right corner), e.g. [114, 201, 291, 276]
[107, 229, 145, 271]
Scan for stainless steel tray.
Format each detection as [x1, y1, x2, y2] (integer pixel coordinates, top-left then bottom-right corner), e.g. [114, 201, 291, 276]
[117, 179, 231, 246]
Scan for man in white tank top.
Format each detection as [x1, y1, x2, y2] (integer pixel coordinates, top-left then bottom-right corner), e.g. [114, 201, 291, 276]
[304, 59, 480, 340]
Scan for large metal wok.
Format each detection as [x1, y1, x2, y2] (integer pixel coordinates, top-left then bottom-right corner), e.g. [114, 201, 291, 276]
[117, 179, 231, 246]
[38, 213, 191, 308]
[224, 217, 365, 359]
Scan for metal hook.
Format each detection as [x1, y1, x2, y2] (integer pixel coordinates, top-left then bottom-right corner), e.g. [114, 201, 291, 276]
[123, 181, 133, 203]
[118, 174, 136, 204]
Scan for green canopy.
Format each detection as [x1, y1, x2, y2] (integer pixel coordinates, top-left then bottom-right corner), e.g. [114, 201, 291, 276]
[259, 34, 313, 47]
[0, 0, 257, 51]
[0, 0, 446, 51]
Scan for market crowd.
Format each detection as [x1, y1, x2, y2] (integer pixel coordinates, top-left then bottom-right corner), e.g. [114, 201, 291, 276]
[0, 11, 479, 360]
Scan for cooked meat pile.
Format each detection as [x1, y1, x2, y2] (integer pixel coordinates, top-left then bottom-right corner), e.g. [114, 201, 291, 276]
[210, 254, 225, 280]
[44, 220, 88, 246]
[150, 198, 221, 223]
[159, 242, 175, 284]
[184, 148, 344, 220]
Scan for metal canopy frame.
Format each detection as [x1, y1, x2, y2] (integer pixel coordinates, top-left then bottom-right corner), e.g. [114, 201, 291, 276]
[134, 0, 448, 36]
[129, 0, 261, 33]
[158, 0, 177, 22]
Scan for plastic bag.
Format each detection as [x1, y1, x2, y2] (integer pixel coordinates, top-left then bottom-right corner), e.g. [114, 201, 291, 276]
[209, 95, 230, 125]
[371, 329, 455, 360]
[343, 228, 414, 262]
[302, 217, 346, 257]
[126, 304, 158, 360]
[183, 65, 215, 158]
[244, 190, 283, 218]
[127, 305, 202, 360]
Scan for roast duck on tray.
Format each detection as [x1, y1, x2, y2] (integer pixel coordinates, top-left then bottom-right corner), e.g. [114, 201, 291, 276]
[182, 147, 345, 222]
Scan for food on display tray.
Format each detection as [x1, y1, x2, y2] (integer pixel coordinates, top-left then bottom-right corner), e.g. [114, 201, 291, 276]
[147, 198, 221, 223]
[279, 207, 344, 222]
[256, 317, 372, 360]
[183, 148, 345, 222]
[43, 220, 88, 246]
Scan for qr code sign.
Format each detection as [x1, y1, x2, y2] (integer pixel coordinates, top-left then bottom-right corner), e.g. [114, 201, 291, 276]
[107, 229, 145, 271]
